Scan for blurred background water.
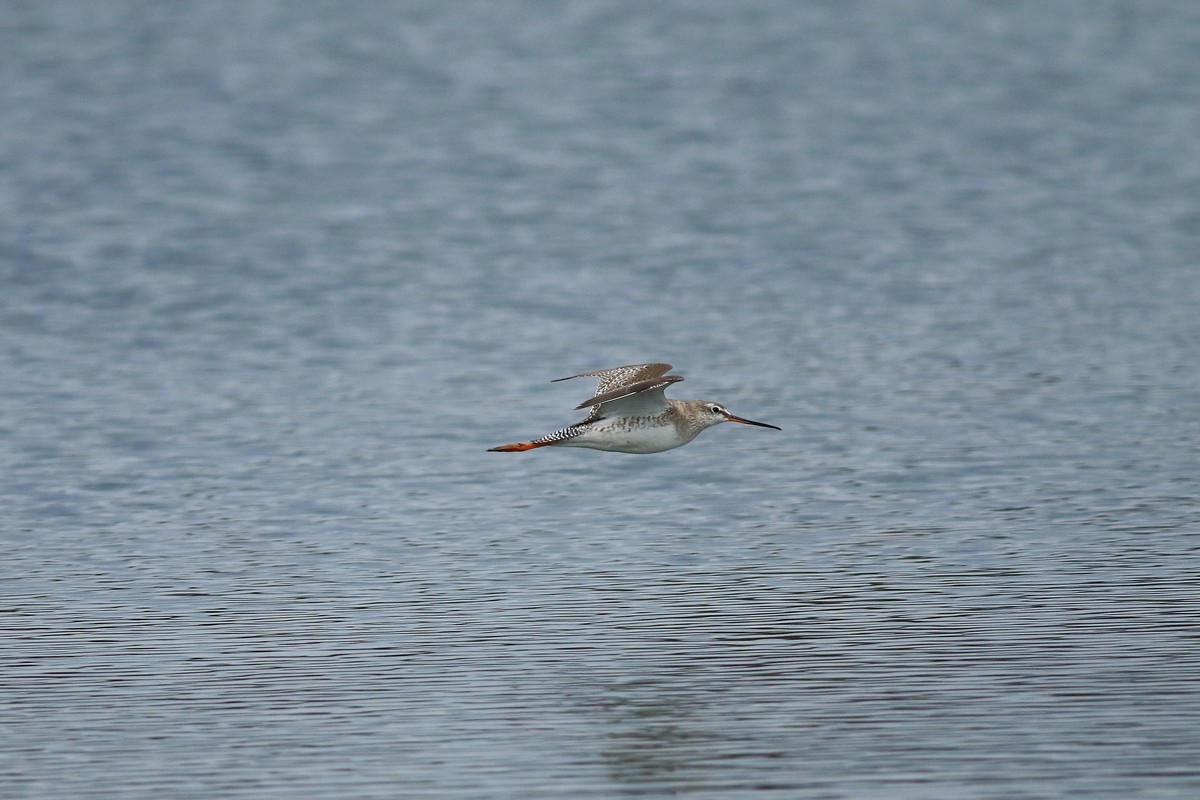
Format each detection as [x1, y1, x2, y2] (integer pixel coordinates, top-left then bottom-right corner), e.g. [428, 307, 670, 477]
[2, 1, 1199, 798]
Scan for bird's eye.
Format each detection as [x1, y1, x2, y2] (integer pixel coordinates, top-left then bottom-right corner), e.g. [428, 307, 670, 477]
[711, 405, 723, 414]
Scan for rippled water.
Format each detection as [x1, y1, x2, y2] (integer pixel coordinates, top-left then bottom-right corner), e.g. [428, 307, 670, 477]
[3, 1, 1199, 798]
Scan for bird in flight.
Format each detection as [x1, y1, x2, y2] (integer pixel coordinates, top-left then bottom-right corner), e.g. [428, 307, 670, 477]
[488, 362, 780, 454]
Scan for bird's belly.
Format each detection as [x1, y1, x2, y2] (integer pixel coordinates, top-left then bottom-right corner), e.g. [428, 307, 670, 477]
[564, 420, 690, 454]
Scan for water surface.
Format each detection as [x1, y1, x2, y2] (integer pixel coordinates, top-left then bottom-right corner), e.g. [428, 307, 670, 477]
[2, 1, 1199, 798]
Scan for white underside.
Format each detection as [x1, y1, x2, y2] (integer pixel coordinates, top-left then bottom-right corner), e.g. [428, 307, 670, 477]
[556, 421, 698, 453]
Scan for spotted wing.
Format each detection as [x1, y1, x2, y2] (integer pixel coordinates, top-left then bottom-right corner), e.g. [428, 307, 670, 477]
[552, 363, 682, 422]
[552, 362, 675, 398]
[569, 374, 679, 409]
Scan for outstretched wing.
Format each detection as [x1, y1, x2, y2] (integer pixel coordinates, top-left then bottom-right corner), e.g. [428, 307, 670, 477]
[552, 363, 682, 421]
[552, 362, 675, 396]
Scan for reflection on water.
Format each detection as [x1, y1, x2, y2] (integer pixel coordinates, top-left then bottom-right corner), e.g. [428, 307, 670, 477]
[5, 513, 1199, 797]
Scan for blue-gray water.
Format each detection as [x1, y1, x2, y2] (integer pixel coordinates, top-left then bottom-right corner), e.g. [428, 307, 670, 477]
[3, 1, 1199, 798]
